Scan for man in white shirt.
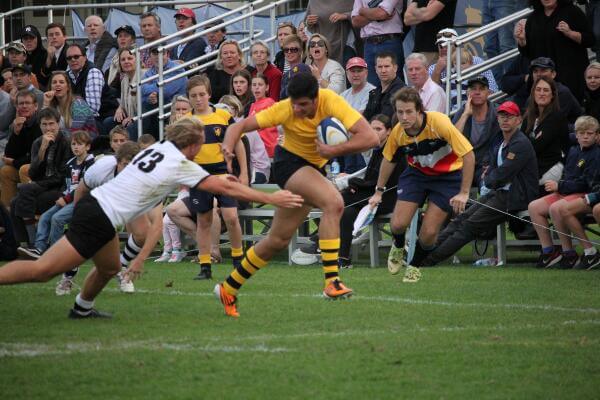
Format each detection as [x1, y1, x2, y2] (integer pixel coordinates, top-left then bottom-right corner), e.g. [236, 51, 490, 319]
[340, 57, 375, 114]
[405, 52, 446, 112]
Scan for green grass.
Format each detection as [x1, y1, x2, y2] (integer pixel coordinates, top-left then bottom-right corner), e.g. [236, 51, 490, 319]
[1, 259, 599, 399]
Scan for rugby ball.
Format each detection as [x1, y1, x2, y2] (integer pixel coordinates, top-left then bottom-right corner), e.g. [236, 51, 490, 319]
[317, 117, 349, 146]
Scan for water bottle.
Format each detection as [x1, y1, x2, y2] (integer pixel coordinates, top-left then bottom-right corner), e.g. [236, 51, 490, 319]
[330, 159, 340, 179]
[473, 257, 497, 267]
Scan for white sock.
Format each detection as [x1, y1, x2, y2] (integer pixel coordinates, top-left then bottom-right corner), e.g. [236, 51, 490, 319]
[75, 293, 94, 310]
[584, 247, 597, 256]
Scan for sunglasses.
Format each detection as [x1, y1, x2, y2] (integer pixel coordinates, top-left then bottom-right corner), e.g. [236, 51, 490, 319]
[283, 47, 300, 53]
[309, 40, 325, 48]
[66, 55, 82, 61]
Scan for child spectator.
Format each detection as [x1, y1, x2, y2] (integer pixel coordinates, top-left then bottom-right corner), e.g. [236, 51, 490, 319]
[154, 186, 189, 263]
[248, 74, 278, 157]
[583, 62, 600, 121]
[528, 115, 600, 269]
[137, 133, 156, 149]
[108, 125, 129, 153]
[169, 96, 192, 124]
[18, 131, 94, 261]
[229, 69, 254, 117]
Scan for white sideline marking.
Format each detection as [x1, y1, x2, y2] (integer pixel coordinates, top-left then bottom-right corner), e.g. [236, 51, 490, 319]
[0, 341, 290, 358]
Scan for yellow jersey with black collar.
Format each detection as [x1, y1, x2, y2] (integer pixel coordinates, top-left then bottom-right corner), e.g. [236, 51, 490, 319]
[189, 107, 235, 174]
[383, 111, 473, 176]
[254, 88, 362, 167]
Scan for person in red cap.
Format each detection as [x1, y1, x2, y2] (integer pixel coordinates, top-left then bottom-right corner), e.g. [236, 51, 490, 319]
[423, 100, 539, 266]
[171, 8, 207, 64]
[340, 57, 375, 114]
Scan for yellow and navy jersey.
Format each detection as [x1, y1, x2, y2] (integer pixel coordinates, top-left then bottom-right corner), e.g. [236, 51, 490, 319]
[255, 88, 362, 167]
[383, 111, 473, 176]
[189, 107, 235, 174]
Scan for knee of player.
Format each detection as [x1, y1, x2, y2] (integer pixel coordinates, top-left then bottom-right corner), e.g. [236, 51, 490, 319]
[266, 233, 292, 250]
[322, 196, 344, 216]
[418, 225, 439, 244]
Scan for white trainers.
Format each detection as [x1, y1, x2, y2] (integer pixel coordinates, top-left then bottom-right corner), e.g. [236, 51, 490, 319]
[55, 277, 73, 296]
[117, 270, 135, 293]
[154, 251, 171, 262]
[168, 249, 186, 263]
[387, 244, 406, 275]
[402, 265, 421, 283]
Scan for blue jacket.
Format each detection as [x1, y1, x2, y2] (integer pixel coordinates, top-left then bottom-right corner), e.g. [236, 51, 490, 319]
[141, 59, 187, 105]
[558, 144, 600, 195]
[170, 36, 207, 64]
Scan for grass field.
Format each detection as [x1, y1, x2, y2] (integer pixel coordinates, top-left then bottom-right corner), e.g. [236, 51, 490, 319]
[1, 258, 599, 399]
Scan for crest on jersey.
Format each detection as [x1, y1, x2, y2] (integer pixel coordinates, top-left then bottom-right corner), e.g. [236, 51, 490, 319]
[214, 127, 222, 137]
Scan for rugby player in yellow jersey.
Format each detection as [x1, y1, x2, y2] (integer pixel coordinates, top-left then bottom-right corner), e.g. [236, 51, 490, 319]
[214, 72, 379, 317]
[369, 87, 475, 283]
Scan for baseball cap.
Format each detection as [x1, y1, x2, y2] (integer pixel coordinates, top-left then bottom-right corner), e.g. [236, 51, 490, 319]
[435, 28, 458, 45]
[467, 75, 489, 88]
[11, 64, 32, 74]
[497, 101, 520, 116]
[529, 57, 555, 71]
[288, 63, 312, 77]
[21, 25, 40, 39]
[345, 57, 367, 70]
[175, 8, 195, 19]
[114, 25, 136, 38]
[6, 41, 26, 54]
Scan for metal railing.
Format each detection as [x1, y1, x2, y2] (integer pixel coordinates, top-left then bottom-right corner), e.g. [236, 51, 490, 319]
[443, 7, 534, 114]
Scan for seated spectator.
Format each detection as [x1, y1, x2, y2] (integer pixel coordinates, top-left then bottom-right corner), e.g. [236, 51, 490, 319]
[248, 74, 278, 157]
[10, 107, 72, 247]
[452, 76, 501, 186]
[274, 22, 297, 73]
[406, 52, 446, 112]
[428, 28, 498, 93]
[141, 46, 187, 139]
[340, 57, 375, 114]
[305, 0, 355, 65]
[583, 62, 600, 121]
[424, 101, 538, 266]
[137, 133, 156, 149]
[0, 90, 42, 207]
[528, 115, 600, 269]
[525, 57, 582, 124]
[363, 51, 406, 121]
[106, 25, 137, 92]
[40, 23, 68, 84]
[113, 47, 142, 138]
[84, 15, 117, 74]
[171, 8, 207, 65]
[204, 19, 227, 55]
[523, 76, 570, 188]
[279, 35, 308, 99]
[250, 41, 282, 101]
[306, 33, 346, 94]
[139, 12, 162, 69]
[108, 125, 129, 154]
[18, 130, 94, 258]
[43, 71, 98, 139]
[0, 78, 13, 138]
[1, 69, 13, 93]
[230, 69, 254, 116]
[10, 63, 43, 109]
[65, 43, 119, 135]
[204, 40, 247, 104]
[21, 25, 48, 89]
[169, 95, 192, 124]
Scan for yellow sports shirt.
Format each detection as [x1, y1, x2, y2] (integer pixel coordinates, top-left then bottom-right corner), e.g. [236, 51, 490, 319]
[189, 107, 235, 173]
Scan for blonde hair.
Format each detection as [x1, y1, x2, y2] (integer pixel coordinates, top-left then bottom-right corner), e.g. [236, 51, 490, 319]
[49, 71, 74, 128]
[217, 94, 243, 118]
[166, 117, 205, 149]
[215, 39, 246, 71]
[586, 62, 600, 76]
[575, 115, 600, 133]
[169, 95, 192, 123]
[307, 33, 331, 59]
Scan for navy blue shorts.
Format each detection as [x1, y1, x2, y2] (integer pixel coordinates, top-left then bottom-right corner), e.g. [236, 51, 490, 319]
[184, 185, 238, 214]
[396, 168, 462, 213]
[272, 146, 325, 188]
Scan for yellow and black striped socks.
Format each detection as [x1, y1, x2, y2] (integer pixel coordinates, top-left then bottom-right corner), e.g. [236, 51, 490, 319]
[231, 247, 244, 268]
[320, 238, 340, 286]
[224, 246, 267, 296]
[199, 254, 211, 272]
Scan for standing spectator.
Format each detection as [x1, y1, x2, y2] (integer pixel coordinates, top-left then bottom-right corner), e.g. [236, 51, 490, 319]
[363, 51, 406, 121]
[113, 47, 141, 138]
[583, 62, 600, 120]
[452, 76, 501, 186]
[501, 21, 531, 111]
[405, 52, 445, 112]
[404, 0, 457, 65]
[516, 0, 595, 102]
[279, 35, 307, 99]
[586, 0, 600, 61]
[154, 186, 189, 263]
[41, 23, 68, 84]
[205, 40, 246, 104]
[482, 0, 529, 81]
[273, 22, 297, 73]
[305, 0, 355, 65]
[139, 12, 162, 69]
[248, 74, 278, 158]
[523, 76, 570, 186]
[141, 47, 187, 139]
[43, 71, 98, 138]
[341, 57, 375, 113]
[21, 25, 48, 89]
[230, 69, 254, 116]
[84, 15, 118, 74]
[171, 8, 207, 64]
[306, 33, 347, 94]
[106, 25, 137, 90]
[65, 44, 119, 134]
[250, 41, 282, 101]
[351, 0, 405, 86]
[11, 107, 72, 247]
[0, 90, 41, 207]
[10, 64, 44, 109]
